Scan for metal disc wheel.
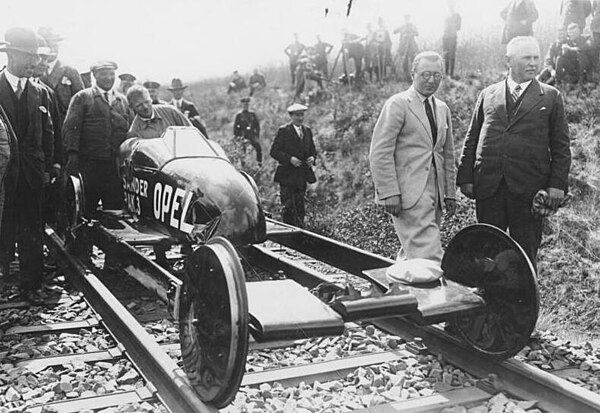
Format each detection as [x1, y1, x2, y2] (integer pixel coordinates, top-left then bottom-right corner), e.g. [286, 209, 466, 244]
[179, 236, 248, 408]
[57, 173, 85, 246]
[442, 224, 539, 360]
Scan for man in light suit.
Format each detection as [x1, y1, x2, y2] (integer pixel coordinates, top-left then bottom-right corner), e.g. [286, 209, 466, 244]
[457, 36, 570, 267]
[370, 51, 456, 263]
[270, 103, 317, 228]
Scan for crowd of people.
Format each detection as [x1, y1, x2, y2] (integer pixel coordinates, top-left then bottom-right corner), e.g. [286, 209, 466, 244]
[0, 0, 588, 300]
[0, 26, 214, 302]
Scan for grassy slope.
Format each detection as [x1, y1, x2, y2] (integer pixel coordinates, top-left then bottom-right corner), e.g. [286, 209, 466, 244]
[183, 41, 600, 342]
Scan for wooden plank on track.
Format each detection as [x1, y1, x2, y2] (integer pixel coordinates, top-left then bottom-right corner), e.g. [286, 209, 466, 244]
[17, 347, 123, 373]
[352, 387, 491, 413]
[5, 317, 101, 335]
[0, 294, 73, 310]
[27, 387, 154, 413]
[241, 350, 410, 387]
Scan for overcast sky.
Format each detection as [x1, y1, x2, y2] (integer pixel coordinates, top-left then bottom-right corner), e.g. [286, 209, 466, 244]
[1, 0, 562, 83]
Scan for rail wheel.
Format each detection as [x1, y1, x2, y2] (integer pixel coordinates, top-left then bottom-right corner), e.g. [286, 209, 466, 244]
[442, 224, 539, 360]
[179, 236, 248, 408]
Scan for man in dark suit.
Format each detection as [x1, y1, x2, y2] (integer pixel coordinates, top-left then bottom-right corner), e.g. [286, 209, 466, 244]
[233, 97, 262, 165]
[457, 36, 571, 267]
[0, 27, 55, 297]
[167, 78, 209, 138]
[270, 103, 317, 228]
[37, 27, 84, 124]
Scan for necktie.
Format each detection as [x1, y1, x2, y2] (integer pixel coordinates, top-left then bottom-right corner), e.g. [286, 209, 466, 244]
[15, 80, 23, 99]
[424, 98, 437, 145]
[511, 84, 522, 102]
[297, 126, 303, 139]
[104, 92, 110, 104]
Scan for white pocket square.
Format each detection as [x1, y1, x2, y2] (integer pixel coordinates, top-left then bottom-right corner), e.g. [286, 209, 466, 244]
[540, 107, 547, 111]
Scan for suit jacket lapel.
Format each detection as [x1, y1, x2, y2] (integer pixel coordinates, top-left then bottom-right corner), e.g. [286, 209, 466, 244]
[0, 73, 16, 122]
[46, 60, 63, 89]
[407, 87, 433, 142]
[508, 80, 544, 128]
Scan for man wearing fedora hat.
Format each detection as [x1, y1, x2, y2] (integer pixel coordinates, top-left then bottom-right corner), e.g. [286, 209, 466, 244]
[0, 27, 56, 297]
[63, 60, 130, 218]
[37, 26, 84, 123]
[143, 81, 167, 105]
[270, 103, 317, 228]
[233, 97, 262, 165]
[167, 78, 209, 138]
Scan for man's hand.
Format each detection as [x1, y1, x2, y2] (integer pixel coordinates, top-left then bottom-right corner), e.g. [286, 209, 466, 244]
[306, 156, 315, 166]
[460, 183, 474, 199]
[65, 153, 79, 176]
[382, 195, 402, 217]
[546, 187, 565, 209]
[444, 198, 457, 216]
[290, 156, 302, 167]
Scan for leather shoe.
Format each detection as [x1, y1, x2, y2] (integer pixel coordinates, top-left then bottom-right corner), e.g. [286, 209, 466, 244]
[21, 289, 45, 305]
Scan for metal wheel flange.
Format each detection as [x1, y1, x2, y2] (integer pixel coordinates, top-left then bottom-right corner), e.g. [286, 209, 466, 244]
[442, 224, 539, 360]
[179, 236, 248, 408]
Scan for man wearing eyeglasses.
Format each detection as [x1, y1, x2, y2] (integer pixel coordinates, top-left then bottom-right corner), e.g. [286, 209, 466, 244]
[369, 51, 456, 264]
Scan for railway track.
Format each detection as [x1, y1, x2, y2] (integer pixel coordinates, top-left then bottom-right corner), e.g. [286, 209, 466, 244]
[1, 219, 600, 412]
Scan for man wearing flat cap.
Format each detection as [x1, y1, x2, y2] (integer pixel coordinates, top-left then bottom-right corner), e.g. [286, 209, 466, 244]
[63, 60, 130, 218]
[37, 26, 84, 123]
[0, 27, 55, 297]
[233, 97, 262, 166]
[118, 73, 136, 95]
[167, 78, 209, 138]
[143, 81, 167, 105]
[270, 103, 317, 227]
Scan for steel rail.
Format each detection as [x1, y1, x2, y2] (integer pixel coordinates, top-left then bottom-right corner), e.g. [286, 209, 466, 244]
[259, 221, 600, 413]
[44, 227, 216, 413]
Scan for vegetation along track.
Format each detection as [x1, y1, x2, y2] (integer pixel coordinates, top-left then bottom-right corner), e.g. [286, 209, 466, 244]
[2, 222, 600, 412]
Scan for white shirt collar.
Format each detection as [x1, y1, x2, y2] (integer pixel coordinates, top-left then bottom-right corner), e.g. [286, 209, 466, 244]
[507, 77, 532, 94]
[414, 89, 435, 105]
[4, 70, 27, 93]
[47, 59, 58, 74]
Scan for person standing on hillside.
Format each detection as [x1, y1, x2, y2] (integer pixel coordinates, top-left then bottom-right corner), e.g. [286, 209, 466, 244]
[0, 27, 55, 299]
[249, 69, 266, 96]
[167, 78, 209, 138]
[394, 15, 419, 82]
[556, 23, 594, 84]
[314, 35, 333, 77]
[560, 0, 591, 31]
[284, 33, 306, 87]
[500, 0, 539, 44]
[233, 97, 262, 166]
[457, 36, 571, 268]
[369, 51, 456, 266]
[270, 103, 317, 228]
[442, 0, 462, 79]
[63, 60, 130, 217]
